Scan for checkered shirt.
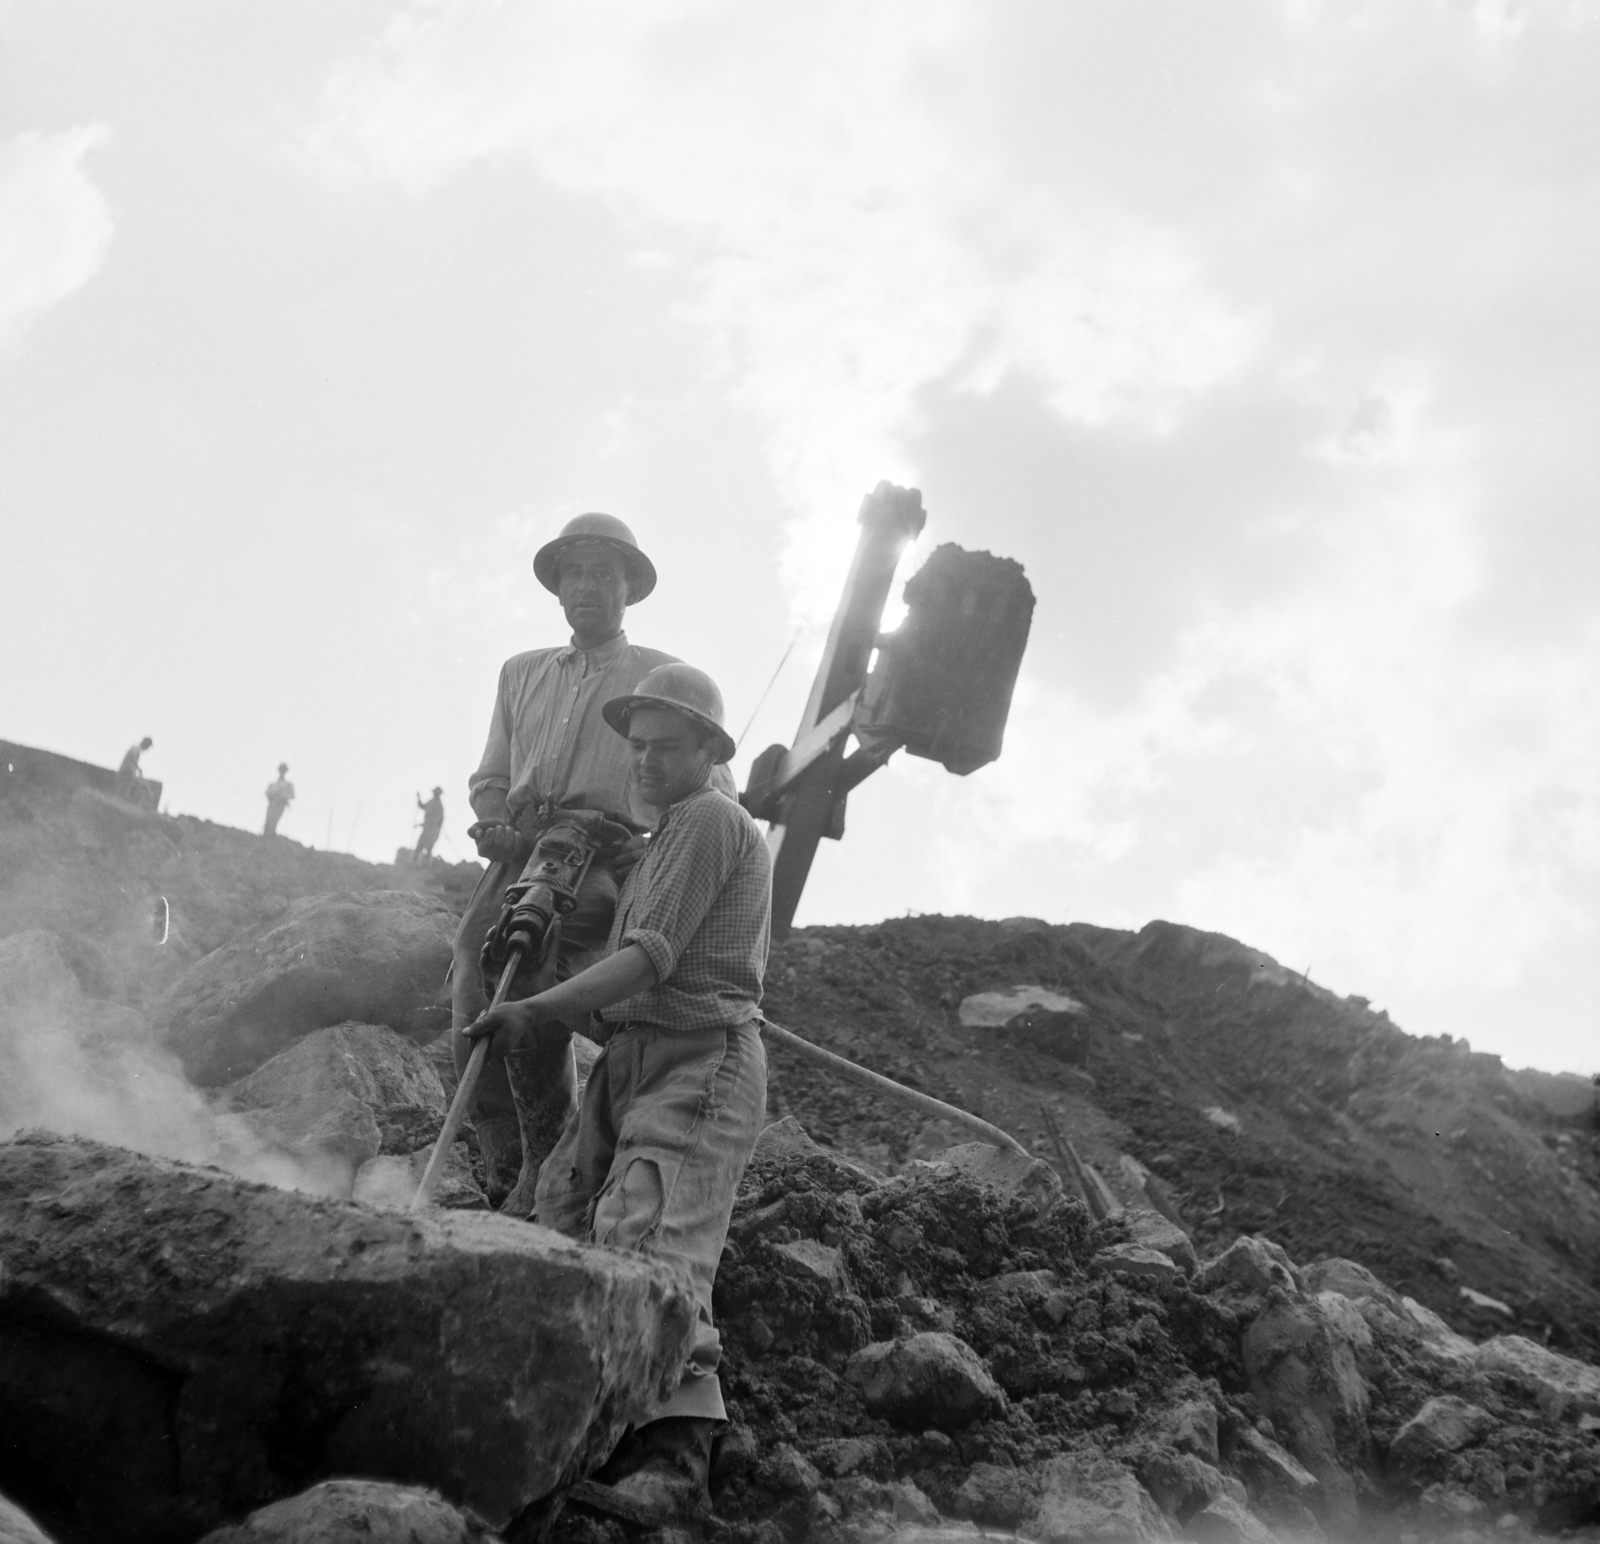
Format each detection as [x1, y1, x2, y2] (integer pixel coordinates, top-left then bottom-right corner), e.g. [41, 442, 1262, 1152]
[598, 786, 772, 1034]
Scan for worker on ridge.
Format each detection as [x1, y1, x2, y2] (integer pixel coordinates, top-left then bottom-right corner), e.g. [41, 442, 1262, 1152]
[263, 764, 294, 836]
[467, 663, 769, 1526]
[454, 512, 736, 1212]
[414, 786, 444, 860]
[115, 737, 154, 808]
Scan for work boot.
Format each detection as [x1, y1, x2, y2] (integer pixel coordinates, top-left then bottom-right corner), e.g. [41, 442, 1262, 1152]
[571, 1417, 717, 1527]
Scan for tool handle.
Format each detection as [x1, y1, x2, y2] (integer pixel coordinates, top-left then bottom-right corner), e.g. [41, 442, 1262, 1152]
[410, 946, 524, 1212]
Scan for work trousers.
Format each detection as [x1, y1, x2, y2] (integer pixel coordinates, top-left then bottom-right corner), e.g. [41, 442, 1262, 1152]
[450, 855, 619, 1190]
[264, 799, 287, 837]
[534, 1019, 767, 1422]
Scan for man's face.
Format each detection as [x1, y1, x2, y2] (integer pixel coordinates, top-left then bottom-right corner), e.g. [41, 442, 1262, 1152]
[558, 543, 629, 642]
[628, 706, 715, 809]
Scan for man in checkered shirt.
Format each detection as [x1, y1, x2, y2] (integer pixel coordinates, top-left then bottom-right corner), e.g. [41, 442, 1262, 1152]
[466, 661, 770, 1525]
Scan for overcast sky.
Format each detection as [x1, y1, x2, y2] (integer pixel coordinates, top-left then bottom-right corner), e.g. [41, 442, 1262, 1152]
[3, 1, 1596, 1077]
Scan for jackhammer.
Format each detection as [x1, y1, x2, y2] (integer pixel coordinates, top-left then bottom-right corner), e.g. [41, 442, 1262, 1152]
[410, 814, 622, 1211]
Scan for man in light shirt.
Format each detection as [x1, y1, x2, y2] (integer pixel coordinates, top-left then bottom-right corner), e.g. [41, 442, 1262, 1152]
[455, 513, 734, 1212]
[467, 663, 769, 1526]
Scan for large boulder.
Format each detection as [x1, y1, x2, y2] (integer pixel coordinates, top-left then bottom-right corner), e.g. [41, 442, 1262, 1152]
[1196, 1235, 1300, 1298]
[196, 1479, 499, 1543]
[227, 1021, 449, 1170]
[1473, 1334, 1600, 1423]
[1389, 1395, 1495, 1479]
[0, 1135, 696, 1544]
[1241, 1294, 1373, 1531]
[1027, 1454, 1170, 1544]
[155, 891, 455, 1085]
[845, 1332, 1005, 1431]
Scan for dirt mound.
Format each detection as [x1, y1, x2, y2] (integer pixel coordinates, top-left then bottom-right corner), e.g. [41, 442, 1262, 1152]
[0, 761, 478, 1017]
[4, 747, 1599, 1540]
[756, 917, 1600, 1362]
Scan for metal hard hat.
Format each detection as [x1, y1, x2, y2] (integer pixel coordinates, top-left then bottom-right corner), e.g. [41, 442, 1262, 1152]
[603, 663, 736, 765]
[532, 512, 657, 603]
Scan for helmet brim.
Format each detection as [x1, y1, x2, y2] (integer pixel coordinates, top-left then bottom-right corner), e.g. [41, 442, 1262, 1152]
[533, 536, 657, 603]
[602, 695, 736, 765]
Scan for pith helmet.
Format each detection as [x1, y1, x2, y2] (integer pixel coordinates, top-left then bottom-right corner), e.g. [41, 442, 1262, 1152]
[603, 663, 736, 765]
[533, 512, 657, 603]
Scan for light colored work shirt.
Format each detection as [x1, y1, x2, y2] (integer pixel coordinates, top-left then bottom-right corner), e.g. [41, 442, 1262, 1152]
[266, 778, 294, 805]
[600, 786, 772, 1035]
[469, 632, 734, 830]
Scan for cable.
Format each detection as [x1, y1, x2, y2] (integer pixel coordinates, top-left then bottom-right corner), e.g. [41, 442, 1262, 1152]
[735, 629, 802, 751]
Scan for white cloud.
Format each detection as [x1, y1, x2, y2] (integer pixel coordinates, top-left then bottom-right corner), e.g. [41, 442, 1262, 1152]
[0, 126, 114, 350]
[304, 1, 1600, 1066]
[305, 1, 1256, 624]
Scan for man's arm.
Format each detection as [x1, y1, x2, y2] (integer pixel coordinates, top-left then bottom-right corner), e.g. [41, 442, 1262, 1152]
[467, 662, 516, 825]
[464, 943, 658, 1058]
[467, 662, 527, 860]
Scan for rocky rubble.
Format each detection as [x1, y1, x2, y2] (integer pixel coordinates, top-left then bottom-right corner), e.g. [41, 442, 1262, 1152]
[547, 1115, 1600, 1544]
[3, 772, 1598, 1542]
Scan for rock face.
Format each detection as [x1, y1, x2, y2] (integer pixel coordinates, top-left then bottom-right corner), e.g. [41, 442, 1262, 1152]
[0, 1136, 696, 1544]
[227, 1021, 450, 1182]
[196, 1479, 500, 1544]
[1241, 1293, 1373, 1529]
[156, 891, 455, 1085]
[0, 1495, 57, 1544]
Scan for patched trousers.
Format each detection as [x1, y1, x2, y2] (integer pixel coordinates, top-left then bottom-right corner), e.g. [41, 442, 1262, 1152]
[534, 1019, 768, 1422]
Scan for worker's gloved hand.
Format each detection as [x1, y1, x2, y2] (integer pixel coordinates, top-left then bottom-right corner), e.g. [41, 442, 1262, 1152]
[469, 821, 524, 864]
[610, 832, 650, 878]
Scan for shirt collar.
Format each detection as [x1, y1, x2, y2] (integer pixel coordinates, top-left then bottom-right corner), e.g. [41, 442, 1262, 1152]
[557, 630, 631, 667]
[653, 783, 718, 832]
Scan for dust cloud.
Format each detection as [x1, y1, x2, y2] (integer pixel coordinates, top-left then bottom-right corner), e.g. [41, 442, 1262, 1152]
[0, 929, 349, 1195]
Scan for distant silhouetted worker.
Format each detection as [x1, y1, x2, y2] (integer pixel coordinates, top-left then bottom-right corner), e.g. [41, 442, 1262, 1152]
[264, 763, 295, 836]
[116, 737, 154, 808]
[415, 786, 444, 859]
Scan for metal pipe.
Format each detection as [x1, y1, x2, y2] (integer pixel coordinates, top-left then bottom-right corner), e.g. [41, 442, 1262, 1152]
[761, 1017, 1029, 1157]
